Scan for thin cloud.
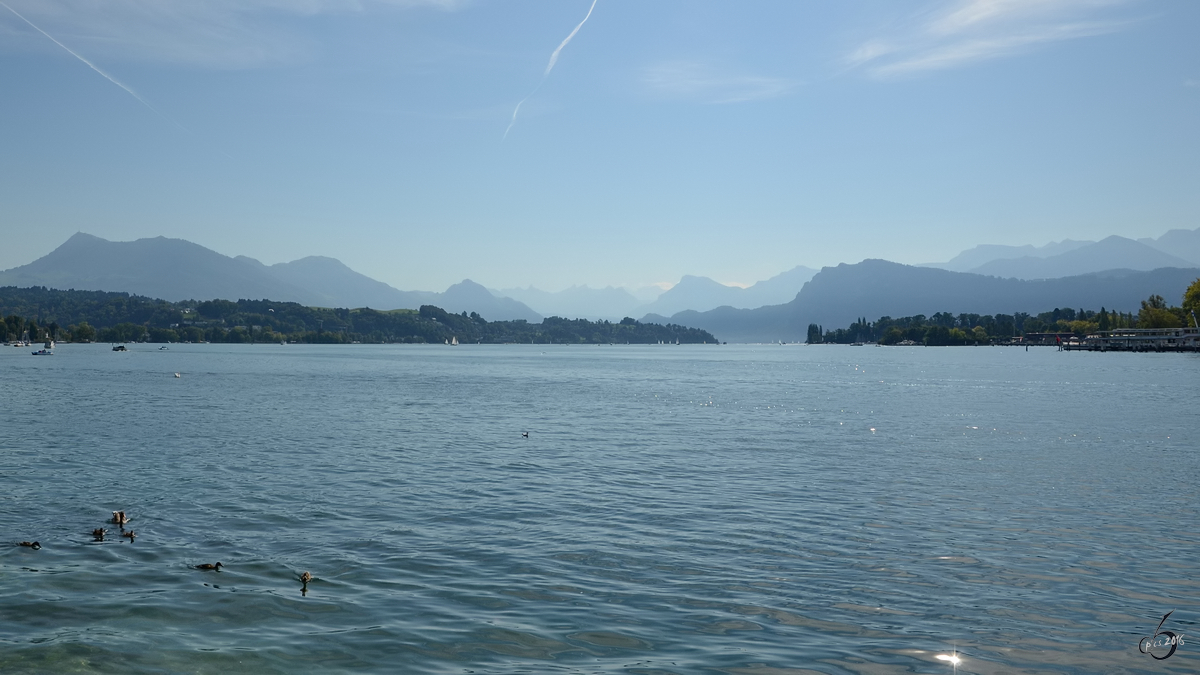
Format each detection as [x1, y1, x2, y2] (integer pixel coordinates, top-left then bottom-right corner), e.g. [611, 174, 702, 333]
[642, 61, 795, 104]
[0, 0, 463, 68]
[505, 0, 598, 140]
[0, 0, 185, 130]
[544, 0, 596, 77]
[848, 0, 1137, 78]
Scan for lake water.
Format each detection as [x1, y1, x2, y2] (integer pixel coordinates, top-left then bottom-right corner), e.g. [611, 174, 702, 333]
[1, 343, 1197, 674]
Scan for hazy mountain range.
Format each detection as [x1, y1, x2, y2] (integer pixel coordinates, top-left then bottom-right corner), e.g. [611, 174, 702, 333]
[967, 236, 1194, 280]
[0, 233, 820, 323]
[2, 228, 1198, 341]
[0, 233, 542, 322]
[492, 285, 644, 321]
[632, 266, 818, 317]
[926, 230, 1200, 277]
[647, 260, 1200, 343]
[495, 266, 818, 320]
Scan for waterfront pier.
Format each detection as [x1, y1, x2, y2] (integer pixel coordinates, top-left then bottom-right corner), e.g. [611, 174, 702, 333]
[1061, 327, 1200, 352]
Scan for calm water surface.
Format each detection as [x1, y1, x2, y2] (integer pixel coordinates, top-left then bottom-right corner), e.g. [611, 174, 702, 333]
[1, 343, 1197, 674]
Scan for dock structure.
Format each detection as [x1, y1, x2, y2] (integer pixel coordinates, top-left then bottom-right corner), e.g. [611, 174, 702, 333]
[1020, 332, 1077, 347]
[1061, 327, 1200, 352]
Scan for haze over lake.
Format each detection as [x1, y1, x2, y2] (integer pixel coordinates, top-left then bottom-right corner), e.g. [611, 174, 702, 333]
[3, 344, 1197, 673]
[3, 2, 1199, 672]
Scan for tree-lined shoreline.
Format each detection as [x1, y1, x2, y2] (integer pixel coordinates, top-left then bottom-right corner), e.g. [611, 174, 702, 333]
[807, 280, 1200, 346]
[0, 287, 717, 345]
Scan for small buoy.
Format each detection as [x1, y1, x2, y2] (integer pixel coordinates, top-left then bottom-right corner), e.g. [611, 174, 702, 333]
[174, 373, 181, 378]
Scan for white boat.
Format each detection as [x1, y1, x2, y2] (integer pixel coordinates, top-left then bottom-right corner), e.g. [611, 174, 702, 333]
[451, 336, 459, 346]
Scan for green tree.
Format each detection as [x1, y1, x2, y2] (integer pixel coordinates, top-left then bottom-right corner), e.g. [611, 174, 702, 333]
[70, 322, 96, 342]
[1184, 278, 1200, 327]
[1138, 294, 1182, 329]
[2, 315, 20, 341]
[924, 325, 950, 346]
[806, 323, 822, 344]
[148, 327, 180, 343]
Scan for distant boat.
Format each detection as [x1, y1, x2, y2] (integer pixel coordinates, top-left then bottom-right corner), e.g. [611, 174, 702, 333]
[159, 346, 169, 350]
[32, 339, 54, 355]
[451, 336, 459, 346]
[112, 345, 128, 352]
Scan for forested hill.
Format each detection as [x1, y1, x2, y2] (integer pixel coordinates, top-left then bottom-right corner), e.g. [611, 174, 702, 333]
[0, 287, 718, 345]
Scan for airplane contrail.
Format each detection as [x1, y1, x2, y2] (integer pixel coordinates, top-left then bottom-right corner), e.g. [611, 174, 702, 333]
[544, 0, 597, 77]
[1, 1, 176, 126]
[503, 99, 527, 140]
[504, 0, 598, 140]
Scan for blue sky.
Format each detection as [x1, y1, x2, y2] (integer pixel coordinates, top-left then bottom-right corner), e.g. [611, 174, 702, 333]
[1, 0, 1197, 292]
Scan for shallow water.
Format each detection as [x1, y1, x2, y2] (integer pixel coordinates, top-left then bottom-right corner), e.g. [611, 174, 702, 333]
[1, 343, 1197, 674]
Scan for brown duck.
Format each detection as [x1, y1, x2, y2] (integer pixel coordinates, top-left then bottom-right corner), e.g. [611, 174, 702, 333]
[195, 562, 224, 571]
[18, 541, 41, 549]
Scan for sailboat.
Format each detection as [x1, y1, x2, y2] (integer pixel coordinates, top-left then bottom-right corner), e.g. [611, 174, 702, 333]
[450, 336, 459, 346]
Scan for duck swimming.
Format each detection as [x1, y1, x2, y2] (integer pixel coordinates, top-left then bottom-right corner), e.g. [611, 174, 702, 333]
[92, 528, 107, 540]
[111, 511, 129, 525]
[195, 562, 223, 571]
[18, 541, 41, 549]
[121, 531, 137, 540]
[299, 571, 312, 584]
